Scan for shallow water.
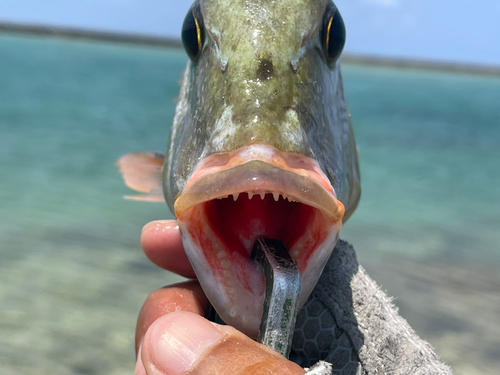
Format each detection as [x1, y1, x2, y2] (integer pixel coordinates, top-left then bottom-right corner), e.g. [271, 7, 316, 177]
[0, 34, 499, 374]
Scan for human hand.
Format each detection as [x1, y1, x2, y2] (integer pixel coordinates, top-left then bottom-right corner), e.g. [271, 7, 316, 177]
[135, 220, 305, 375]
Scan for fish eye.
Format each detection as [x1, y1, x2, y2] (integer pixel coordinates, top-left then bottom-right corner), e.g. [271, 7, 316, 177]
[320, 2, 346, 68]
[182, 2, 205, 62]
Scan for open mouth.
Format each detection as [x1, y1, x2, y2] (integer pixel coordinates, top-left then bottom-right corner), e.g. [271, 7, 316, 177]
[175, 144, 344, 338]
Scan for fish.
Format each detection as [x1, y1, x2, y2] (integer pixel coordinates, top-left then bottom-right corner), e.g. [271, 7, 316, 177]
[118, 0, 360, 339]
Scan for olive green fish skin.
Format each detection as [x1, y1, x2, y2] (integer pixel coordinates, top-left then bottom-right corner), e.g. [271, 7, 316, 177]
[164, 0, 360, 217]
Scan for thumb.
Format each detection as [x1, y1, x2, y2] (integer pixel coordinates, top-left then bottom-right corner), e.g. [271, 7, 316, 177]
[138, 312, 305, 375]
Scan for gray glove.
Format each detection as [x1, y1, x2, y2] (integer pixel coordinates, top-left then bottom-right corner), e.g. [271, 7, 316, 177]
[292, 240, 452, 375]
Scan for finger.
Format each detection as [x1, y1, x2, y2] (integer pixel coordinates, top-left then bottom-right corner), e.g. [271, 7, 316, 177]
[135, 280, 209, 353]
[140, 312, 305, 375]
[141, 220, 196, 279]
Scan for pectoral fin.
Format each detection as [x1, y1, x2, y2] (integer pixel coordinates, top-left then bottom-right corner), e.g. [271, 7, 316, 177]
[117, 152, 165, 202]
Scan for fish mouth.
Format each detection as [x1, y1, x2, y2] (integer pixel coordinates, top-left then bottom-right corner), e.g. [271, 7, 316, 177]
[174, 144, 344, 338]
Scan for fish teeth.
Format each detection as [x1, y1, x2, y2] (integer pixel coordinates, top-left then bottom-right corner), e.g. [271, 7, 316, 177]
[228, 191, 296, 202]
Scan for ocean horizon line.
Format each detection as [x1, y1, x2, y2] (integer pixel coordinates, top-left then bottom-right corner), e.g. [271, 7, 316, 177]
[1, 20, 500, 77]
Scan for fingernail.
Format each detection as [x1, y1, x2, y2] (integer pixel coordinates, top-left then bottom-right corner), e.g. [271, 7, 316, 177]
[135, 343, 147, 375]
[141, 220, 177, 235]
[147, 312, 225, 374]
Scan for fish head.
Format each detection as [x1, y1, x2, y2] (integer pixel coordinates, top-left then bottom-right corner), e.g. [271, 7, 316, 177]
[164, 0, 360, 338]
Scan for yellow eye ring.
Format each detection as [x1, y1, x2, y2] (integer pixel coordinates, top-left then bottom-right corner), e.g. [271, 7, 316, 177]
[182, 2, 205, 62]
[320, 2, 346, 69]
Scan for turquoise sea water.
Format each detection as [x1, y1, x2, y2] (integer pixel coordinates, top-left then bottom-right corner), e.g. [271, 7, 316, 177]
[0, 34, 499, 374]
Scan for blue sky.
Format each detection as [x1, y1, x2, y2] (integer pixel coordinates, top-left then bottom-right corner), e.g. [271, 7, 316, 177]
[0, 0, 499, 65]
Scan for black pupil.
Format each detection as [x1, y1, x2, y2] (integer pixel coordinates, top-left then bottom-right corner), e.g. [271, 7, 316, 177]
[182, 5, 204, 62]
[322, 5, 346, 68]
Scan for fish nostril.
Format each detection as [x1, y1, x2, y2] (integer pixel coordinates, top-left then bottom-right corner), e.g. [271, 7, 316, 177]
[256, 59, 274, 81]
